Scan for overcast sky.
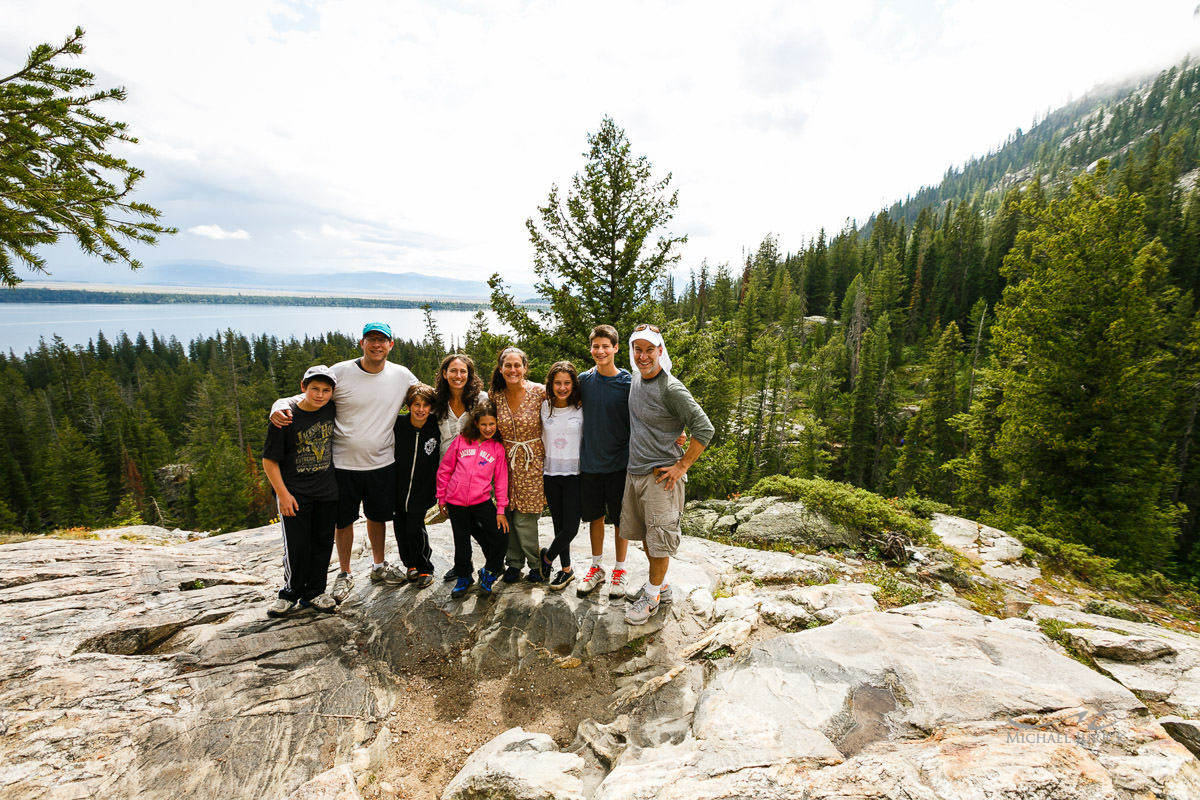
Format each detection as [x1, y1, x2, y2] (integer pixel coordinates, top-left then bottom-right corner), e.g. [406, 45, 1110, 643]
[4, 1, 1199, 287]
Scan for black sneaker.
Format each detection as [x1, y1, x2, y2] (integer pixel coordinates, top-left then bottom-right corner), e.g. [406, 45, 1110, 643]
[443, 566, 461, 582]
[539, 547, 554, 577]
[525, 569, 545, 583]
[502, 566, 523, 583]
[548, 570, 574, 591]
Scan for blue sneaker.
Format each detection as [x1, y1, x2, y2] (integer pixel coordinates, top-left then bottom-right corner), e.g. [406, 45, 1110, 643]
[451, 575, 475, 598]
[479, 567, 498, 595]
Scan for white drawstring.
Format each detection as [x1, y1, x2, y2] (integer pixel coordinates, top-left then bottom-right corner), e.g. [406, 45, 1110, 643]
[507, 438, 539, 471]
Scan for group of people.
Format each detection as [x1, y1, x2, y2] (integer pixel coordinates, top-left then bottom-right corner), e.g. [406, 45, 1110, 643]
[260, 322, 713, 626]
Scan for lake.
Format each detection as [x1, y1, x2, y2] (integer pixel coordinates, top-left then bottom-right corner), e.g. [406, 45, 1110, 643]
[0, 303, 505, 355]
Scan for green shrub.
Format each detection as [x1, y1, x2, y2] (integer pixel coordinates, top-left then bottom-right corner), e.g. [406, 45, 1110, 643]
[862, 565, 924, 608]
[893, 494, 954, 519]
[750, 476, 933, 543]
[1013, 525, 1200, 607]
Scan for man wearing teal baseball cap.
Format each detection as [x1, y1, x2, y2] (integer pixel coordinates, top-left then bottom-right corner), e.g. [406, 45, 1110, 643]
[271, 322, 417, 603]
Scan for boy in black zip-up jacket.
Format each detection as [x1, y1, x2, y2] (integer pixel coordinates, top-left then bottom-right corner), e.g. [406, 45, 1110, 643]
[393, 383, 439, 587]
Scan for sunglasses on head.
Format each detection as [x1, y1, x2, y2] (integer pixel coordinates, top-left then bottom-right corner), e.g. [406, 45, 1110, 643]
[633, 323, 660, 333]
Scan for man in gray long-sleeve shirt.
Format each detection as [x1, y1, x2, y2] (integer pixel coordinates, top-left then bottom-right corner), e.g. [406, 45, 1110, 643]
[621, 325, 714, 625]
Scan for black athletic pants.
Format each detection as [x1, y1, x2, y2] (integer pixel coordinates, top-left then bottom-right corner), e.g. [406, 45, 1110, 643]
[447, 501, 506, 576]
[544, 474, 581, 568]
[279, 497, 338, 602]
[394, 502, 435, 574]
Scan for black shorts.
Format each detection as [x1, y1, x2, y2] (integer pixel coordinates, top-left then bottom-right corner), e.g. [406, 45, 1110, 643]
[335, 465, 396, 528]
[580, 470, 626, 525]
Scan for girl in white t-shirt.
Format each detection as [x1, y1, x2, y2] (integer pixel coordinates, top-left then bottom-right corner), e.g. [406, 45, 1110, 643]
[539, 361, 583, 591]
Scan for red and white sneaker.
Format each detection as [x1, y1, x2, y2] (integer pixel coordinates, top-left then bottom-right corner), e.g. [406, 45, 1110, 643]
[608, 568, 629, 598]
[576, 565, 606, 596]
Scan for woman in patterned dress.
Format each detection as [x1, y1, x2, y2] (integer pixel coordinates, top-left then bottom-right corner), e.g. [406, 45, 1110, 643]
[490, 346, 549, 582]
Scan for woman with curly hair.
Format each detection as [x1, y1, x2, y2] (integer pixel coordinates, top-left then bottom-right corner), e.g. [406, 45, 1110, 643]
[433, 353, 486, 460]
[432, 353, 486, 581]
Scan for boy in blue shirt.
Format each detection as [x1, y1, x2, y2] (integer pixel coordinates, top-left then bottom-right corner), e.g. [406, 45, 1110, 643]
[575, 324, 633, 598]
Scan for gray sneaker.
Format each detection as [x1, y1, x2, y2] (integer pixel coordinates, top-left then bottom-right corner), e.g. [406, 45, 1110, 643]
[626, 583, 672, 604]
[575, 565, 606, 596]
[625, 592, 661, 625]
[331, 571, 354, 602]
[303, 593, 336, 613]
[370, 562, 407, 585]
[266, 598, 295, 618]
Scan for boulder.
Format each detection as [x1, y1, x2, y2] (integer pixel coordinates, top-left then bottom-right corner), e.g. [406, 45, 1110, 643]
[284, 765, 362, 800]
[441, 727, 584, 800]
[1028, 605, 1200, 718]
[682, 497, 862, 550]
[1064, 627, 1178, 662]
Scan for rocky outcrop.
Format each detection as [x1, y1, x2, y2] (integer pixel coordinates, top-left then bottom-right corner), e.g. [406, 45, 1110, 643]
[4, 496, 1200, 799]
[683, 495, 863, 550]
[1028, 605, 1200, 719]
[0, 529, 395, 800]
[931, 512, 1042, 587]
[576, 602, 1200, 799]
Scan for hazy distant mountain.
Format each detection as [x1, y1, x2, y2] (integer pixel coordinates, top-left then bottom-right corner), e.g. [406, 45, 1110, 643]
[63, 260, 536, 301]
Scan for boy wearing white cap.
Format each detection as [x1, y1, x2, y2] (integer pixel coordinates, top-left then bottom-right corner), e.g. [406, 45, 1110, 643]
[262, 365, 339, 616]
[622, 324, 714, 625]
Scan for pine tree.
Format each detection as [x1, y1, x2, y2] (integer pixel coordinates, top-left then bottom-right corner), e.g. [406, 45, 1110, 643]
[490, 117, 685, 359]
[0, 28, 174, 286]
[991, 164, 1182, 568]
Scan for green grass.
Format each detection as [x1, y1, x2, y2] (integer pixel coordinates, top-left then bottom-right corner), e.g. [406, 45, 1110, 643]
[0, 527, 98, 545]
[862, 565, 924, 608]
[1036, 618, 1099, 670]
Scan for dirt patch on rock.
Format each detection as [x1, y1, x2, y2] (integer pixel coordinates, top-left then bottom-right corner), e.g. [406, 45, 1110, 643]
[366, 644, 622, 799]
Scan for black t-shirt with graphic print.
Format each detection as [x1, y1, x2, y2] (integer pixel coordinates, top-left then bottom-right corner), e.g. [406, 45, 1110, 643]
[262, 400, 337, 501]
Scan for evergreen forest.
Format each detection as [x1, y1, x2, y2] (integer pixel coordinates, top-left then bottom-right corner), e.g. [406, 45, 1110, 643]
[6, 56, 1200, 587]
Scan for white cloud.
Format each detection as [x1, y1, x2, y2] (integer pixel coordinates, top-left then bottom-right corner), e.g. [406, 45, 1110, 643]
[4, 1, 1199, 285]
[187, 225, 251, 241]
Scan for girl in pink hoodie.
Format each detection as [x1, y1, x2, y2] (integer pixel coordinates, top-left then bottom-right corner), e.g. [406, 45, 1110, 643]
[437, 402, 510, 597]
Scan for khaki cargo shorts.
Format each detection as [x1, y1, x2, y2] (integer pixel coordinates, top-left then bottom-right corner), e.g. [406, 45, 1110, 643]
[618, 470, 685, 558]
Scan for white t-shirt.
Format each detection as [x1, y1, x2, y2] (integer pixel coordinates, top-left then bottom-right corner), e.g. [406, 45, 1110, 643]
[437, 392, 484, 460]
[273, 358, 416, 471]
[540, 401, 583, 476]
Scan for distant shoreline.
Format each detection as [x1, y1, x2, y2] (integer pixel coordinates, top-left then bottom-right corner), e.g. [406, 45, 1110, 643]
[2, 285, 498, 311]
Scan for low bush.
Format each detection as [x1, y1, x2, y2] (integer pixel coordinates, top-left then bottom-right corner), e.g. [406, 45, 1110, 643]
[750, 475, 933, 543]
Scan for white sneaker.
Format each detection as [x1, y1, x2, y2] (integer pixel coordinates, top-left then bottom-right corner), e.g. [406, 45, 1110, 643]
[370, 562, 406, 585]
[266, 598, 295, 618]
[626, 583, 672, 604]
[608, 568, 629, 598]
[331, 572, 354, 602]
[625, 592, 661, 625]
[576, 565, 606, 596]
[303, 593, 336, 613]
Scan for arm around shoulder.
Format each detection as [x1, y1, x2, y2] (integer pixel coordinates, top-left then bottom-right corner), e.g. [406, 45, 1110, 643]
[270, 395, 303, 427]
